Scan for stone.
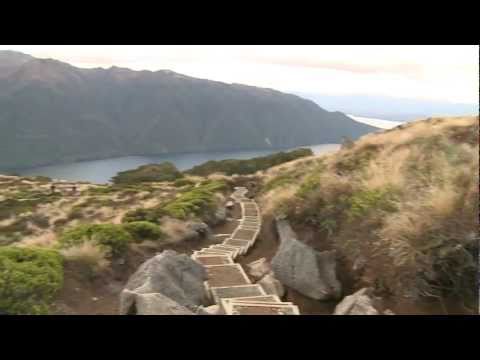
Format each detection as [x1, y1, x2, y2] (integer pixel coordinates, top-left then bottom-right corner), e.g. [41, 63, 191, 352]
[383, 309, 395, 315]
[187, 222, 210, 237]
[196, 305, 221, 315]
[258, 272, 285, 298]
[119, 250, 208, 314]
[334, 288, 379, 315]
[124, 291, 194, 315]
[271, 217, 342, 300]
[246, 257, 271, 280]
[226, 201, 235, 209]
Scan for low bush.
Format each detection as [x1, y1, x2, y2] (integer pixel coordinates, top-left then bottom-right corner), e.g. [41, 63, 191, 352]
[58, 224, 133, 257]
[122, 221, 165, 242]
[0, 246, 63, 315]
[122, 207, 166, 224]
[173, 178, 195, 187]
[162, 180, 227, 219]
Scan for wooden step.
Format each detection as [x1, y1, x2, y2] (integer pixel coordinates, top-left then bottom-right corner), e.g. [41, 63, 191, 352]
[192, 255, 234, 266]
[209, 284, 267, 304]
[209, 244, 241, 258]
[223, 238, 252, 253]
[204, 264, 251, 290]
[193, 249, 233, 258]
[225, 302, 300, 315]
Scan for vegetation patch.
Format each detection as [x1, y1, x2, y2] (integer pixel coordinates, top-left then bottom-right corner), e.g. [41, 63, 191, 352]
[122, 221, 165, 242]
[122, 207, 166, 224]
[111, 162, 183, 184]
[0, 246, 63, 315]
[173, 178, 195, 187]
[186, 148, 313, 176]
[58, 224, 133, 257]
[162, 180, 227, 220]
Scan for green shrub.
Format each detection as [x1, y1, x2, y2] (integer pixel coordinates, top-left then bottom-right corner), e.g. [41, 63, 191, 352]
[122, 207, 166, 224]
[58, 224, 133, 257]
[122, 221, 165, 242]
[161, 180, 227, 220]
[173, 178, 195, 187]
[112, 162, 183, 184]
[0, 246, 63, 315]
[347, 188, 397, 219]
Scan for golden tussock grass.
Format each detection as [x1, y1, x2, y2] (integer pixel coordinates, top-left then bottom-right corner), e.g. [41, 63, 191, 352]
[260, 116, 479, 303]
[60, 242, 110, 270]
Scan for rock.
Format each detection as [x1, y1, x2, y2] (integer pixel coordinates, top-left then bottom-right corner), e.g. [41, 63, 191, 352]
[225, 201, 235, 209]
[271, 217, 342, 300]
[383, 309, 395, 315]
[92, 297, 99, 302]
[119, 250, 207, 314]
[334, 288, 379, 315]
[196, 305, 221, 315]
[173, 221, 211, 242]
[246, 257, 271, 280]
[258, 272, 285, 298]
[352, 255, 366, 272]
[125, 291, 194, 315]
[213, 207, 227, 225]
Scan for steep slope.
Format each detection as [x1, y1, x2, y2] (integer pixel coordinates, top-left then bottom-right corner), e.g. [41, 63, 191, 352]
[259, 116, 479, 313]
[0, 51, 376, 170]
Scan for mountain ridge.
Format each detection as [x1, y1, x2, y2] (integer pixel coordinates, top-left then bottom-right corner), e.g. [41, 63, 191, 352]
[0, 50, 376, 170]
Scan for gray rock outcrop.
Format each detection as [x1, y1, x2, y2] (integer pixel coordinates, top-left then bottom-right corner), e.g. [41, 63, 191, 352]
[258, 272, 285, 298]
[123, 291, 194, 315]
[271, 217, 342, 300]
[119, 250, 207, 315]
[333, 288, 379, 315]
[246, 257, 271, 280]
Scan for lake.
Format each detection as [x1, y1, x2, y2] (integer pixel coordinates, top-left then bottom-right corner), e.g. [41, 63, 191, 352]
[17, 144, 341, 184]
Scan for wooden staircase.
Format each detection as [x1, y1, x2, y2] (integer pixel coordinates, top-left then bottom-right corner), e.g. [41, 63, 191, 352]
[191, 186, 300, 315]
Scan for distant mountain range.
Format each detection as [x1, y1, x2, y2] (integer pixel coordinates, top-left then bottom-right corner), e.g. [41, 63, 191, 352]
[0, 50, 376, 170]
[295, 92, 478, 122]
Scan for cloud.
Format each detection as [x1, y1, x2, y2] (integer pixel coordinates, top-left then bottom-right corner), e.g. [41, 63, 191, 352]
[251, 58, 426, 79]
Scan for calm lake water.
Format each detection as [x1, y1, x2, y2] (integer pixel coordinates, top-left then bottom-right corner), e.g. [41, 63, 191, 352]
[18, 144, 341, 184]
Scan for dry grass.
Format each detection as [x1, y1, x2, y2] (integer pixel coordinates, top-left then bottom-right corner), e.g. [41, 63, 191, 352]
[60, 242, 110, 270]
[260, 116, 479, 305]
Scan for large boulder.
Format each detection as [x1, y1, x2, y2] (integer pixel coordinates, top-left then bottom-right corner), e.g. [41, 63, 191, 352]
[271, 217, 342, 300]
[246, 257, 271, 280]
[122, 291, 194, 315]
[187, 222, 211, 238]
[196, 305, 221, 315]
[333, 288, 379, 315]
[119, 250, 208, 314]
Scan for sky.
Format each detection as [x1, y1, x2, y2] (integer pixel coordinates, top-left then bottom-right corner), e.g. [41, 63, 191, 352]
[1, 45, 478, 104]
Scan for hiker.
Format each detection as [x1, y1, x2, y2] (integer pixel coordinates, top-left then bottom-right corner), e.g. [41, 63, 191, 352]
[50, 184, 56, 194]
[71, 185, 77, 195]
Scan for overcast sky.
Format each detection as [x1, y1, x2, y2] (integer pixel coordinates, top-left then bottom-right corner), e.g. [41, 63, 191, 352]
[1, 45, 478, 104]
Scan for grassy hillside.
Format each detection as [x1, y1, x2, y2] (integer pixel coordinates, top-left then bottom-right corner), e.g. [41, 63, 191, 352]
[259, 116, 479, 310]
[0, 173, 230, 314]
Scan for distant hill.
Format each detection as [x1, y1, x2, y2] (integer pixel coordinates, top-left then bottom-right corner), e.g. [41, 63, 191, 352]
[295, 92, 478, 122]
[0, 51, 376, 170]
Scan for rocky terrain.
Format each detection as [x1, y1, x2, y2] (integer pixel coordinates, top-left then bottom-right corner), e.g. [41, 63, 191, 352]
[0, 116, 478, 315]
